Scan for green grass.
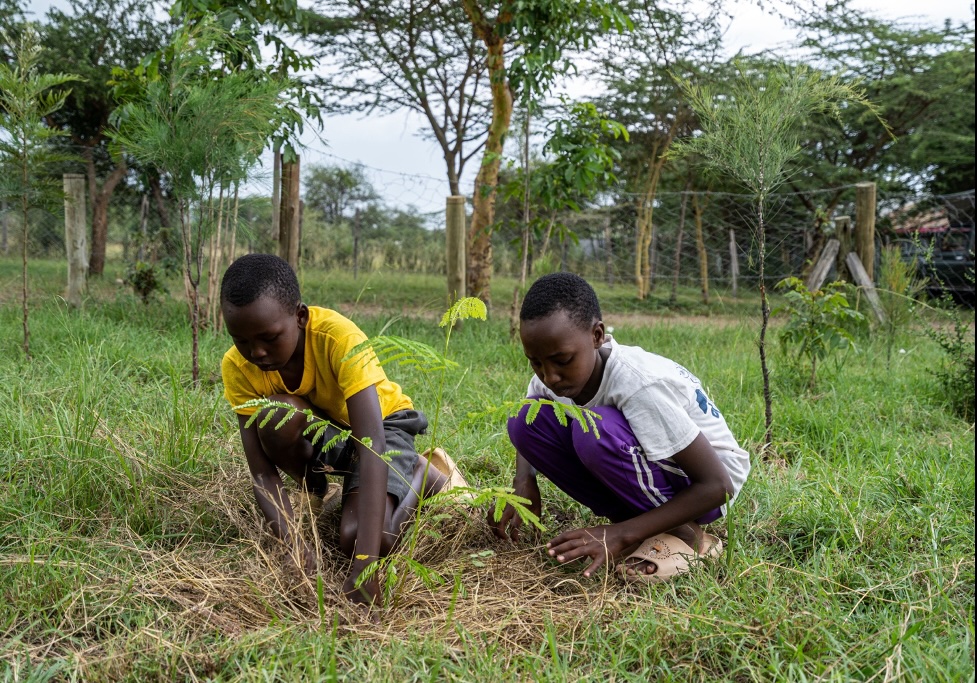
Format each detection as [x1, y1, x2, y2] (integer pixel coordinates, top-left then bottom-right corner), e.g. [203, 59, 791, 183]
[0, 258, 973, 682]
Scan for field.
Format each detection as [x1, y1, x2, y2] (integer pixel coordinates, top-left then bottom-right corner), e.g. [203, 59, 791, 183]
[0, 259, 974, 682]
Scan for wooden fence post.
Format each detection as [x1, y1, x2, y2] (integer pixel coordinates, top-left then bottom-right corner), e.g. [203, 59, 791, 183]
[806, 238, 841, 292]
[846, 252, 887, 323]
[446, 196, 467, 305]
[271, 147, 281, 242]
[279, 155, 301, 269]
[835, 215, 852, 282]
[855, 181, 877, 282]
[63, 173, 88, 308]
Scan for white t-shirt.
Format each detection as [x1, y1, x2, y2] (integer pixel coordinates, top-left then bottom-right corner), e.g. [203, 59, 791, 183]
[525, 335, 751, 503]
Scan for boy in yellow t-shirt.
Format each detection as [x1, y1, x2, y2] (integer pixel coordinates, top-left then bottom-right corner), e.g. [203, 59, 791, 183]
[220, 253, 448, 606]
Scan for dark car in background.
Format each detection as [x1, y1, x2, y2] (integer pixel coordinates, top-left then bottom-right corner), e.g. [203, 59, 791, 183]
[889, 193, 975, 302]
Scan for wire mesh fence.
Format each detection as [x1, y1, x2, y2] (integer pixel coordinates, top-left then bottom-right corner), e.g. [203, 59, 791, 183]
[2, 173, 973, 310]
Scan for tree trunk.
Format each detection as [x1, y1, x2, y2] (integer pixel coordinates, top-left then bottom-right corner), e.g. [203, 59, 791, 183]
[205, 186, 226, 330]
[85, 147, 127, 277]
[693, 192, 710, 305]
[279, 157, 301, 269]
[271, 147, 282, 242]
[463, 2, 512, 307]
[670, 188, 690, 305]
[633, 119, 680, 299]
[1, 199, 8, 255]
[757, 195, 772, 449]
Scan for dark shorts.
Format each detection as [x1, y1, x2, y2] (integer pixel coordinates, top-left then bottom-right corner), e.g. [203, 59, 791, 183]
[304, 409, 427, 505]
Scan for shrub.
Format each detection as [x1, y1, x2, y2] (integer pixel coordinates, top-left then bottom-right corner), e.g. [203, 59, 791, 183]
[774, 277, 867, 390]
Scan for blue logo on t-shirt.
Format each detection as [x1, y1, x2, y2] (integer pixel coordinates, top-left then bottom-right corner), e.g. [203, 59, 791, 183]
[695, 389, 721, 418]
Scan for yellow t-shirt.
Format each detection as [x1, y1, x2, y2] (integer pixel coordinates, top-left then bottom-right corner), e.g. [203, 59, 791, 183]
[221, 306, 413, 423]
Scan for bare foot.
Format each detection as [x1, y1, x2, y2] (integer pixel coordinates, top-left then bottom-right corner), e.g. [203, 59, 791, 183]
[416, 452, 450, 497]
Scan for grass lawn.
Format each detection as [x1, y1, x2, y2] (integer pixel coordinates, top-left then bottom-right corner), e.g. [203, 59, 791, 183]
[0, 259, 973, 682]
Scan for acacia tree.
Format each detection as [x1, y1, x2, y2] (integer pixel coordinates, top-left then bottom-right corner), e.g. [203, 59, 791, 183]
[594, 0, 721, 299]
[671, 62, 882, 449]
[786, 6, 974, 260]
[110, 20, 292, 385]
[0, 26, 79, 359]
[306, 1, 490, 198]
[38, 0, 172, 276]
[459, 0, 630, 305]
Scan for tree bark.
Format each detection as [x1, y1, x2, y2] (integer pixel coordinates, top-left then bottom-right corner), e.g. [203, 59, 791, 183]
[271, 147, 282, 242]
[670, 187, 690, 305]
[1, 199, 8, 255]
[463, 1, 512, 307]
[279, 157, 301, 269]
[634, 118, 680, 299]
[85, 146, 127, 277]
[693, 192, 710, 305]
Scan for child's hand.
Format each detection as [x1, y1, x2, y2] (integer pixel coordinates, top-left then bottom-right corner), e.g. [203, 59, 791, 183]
[546, 524, 632, 578]
[488, 475, 541, 542]
[343, 564, 380, 607]
[302, 545, 317, 577]
[291, 540, 317, 577]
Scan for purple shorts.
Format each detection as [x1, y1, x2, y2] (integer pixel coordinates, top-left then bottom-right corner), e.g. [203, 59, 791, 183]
[507, 402, 723, 524]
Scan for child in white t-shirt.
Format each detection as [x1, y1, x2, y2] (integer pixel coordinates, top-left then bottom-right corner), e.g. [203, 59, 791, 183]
[490, 272, 751, 582]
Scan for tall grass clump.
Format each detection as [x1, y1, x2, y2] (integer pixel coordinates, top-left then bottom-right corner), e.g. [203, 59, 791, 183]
[876, 243, 926, 365]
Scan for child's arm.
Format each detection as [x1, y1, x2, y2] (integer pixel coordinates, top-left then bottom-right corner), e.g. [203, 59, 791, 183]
[342, 384, 388, 604]
[237, 415, 316, 574]
[546, 433, 734, 577]
[488, 452, 541, 542]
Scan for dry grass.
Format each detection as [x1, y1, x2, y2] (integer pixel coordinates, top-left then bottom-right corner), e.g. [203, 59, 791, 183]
[7, 435, 667, 677]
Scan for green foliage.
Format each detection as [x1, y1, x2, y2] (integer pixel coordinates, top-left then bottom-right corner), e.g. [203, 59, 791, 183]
[671, 62, 884, 201]
[236, 397, 369, 453]
[468, 398, 602, 437]
[0, 25, 80, 211]
[109, 18, 295, 383]
[498, 0, 632, 100]
[774, 277, 867, 390]
[794, 6, 975, 195]
[670, 61, 883, 443]
[123, 261, 168, 304]
[109, 20, 290, 199]
[439, 296, 488, 329]
[503, 100, 627, 211]
[0, 24, 81, 358]
[925, 307, 976, 422]
[343, 336, 460, 374]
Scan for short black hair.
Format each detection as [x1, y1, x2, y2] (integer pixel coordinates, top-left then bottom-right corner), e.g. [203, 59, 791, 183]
[220, 253, 301, 310]
[520, 272, 601, 329]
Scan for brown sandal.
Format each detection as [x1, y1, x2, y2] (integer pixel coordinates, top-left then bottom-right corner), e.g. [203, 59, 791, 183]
[618, 532, 723, 584]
